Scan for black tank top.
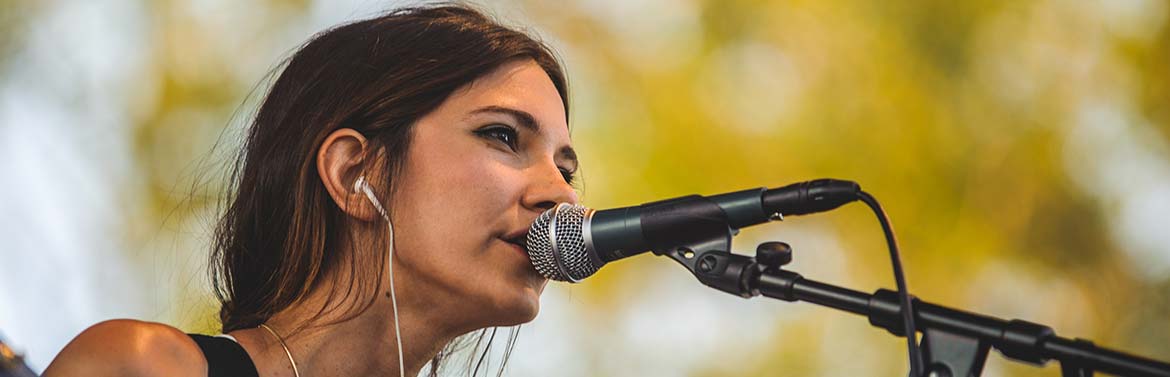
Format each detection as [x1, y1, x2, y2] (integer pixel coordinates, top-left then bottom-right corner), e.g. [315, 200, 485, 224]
[188, 334, 260, 377]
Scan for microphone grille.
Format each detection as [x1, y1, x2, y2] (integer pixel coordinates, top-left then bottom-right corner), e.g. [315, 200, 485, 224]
[526, 203, 601, 282]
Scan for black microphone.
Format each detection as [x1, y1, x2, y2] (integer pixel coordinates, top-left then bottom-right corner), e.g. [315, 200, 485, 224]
[525, 179, 860, 282]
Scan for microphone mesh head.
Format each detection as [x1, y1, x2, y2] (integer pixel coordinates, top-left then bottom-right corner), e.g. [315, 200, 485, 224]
[525, 203, 601, 282]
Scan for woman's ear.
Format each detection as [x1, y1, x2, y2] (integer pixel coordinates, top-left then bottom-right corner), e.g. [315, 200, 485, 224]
[317, 128, 381, 221]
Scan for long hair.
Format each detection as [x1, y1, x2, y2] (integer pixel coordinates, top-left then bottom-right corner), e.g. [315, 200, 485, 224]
[209, 4, 568, 375]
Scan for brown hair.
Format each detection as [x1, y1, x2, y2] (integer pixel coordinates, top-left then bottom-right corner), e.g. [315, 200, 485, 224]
[210, 3, 567, 375]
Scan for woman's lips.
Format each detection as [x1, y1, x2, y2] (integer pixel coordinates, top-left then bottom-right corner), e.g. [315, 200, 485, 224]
[504, 240, 527, 256]
[502, 239, 544, 279]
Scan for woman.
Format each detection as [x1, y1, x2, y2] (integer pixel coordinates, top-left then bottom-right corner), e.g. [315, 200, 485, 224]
[43, 4, 578, 376]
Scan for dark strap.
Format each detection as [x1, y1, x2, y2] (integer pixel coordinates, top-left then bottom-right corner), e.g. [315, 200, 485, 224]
[188, 334, 260, 377]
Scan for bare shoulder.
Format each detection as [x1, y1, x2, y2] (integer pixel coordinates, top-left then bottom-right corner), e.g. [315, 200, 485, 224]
[42, 319, 207, 377]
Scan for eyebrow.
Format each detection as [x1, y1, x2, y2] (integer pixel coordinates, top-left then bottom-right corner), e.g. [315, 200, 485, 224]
[472, 105, 540, 133]
[471, 105, 579, 171]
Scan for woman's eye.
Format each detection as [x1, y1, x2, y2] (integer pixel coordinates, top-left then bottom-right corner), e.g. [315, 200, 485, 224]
[475, 125, 519, 151]
[560, 168, 576, 185]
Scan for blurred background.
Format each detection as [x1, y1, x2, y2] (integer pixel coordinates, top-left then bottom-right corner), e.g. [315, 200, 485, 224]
[1, 0, 1168, 375]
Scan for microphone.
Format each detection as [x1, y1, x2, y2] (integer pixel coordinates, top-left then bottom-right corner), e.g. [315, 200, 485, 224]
[525, 179, 861, 282]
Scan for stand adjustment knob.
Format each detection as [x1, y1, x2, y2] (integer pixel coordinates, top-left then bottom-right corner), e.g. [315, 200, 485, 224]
[755, 241, 793, 268]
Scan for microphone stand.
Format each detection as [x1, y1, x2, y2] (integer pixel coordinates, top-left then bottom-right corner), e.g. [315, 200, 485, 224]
[653, 229, 1170, 376]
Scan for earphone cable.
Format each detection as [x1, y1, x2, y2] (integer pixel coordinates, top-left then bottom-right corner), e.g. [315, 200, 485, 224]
[386, 217, 405, 377]
[357, 176, 406, 377]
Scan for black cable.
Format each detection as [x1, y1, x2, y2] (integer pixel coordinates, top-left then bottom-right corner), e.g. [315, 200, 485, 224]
[857, 191, 924, 376]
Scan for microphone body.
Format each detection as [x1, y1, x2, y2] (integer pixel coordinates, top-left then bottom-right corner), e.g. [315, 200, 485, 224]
[526, 179, 860, 282]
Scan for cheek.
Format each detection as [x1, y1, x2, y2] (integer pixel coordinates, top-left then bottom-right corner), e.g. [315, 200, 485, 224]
[391, 147, 523, 270]
[426, 153, 519, 219]
[398, 143, 513, 215]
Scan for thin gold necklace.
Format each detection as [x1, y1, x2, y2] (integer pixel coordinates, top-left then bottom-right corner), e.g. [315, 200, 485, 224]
[259, 323, 301, 377]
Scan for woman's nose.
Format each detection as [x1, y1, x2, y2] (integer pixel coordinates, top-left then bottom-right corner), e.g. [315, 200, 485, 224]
[522, 165, 579, 212]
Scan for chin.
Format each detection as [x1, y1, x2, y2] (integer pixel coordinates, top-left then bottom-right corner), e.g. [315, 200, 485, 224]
[489, 287, 543, 326]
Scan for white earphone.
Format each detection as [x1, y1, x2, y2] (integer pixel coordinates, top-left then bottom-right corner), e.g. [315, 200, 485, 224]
[353, 175, 405, 377]
[354, 176, 389, 220]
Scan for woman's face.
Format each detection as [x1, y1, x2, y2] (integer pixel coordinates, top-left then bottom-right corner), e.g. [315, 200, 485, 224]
[387, 59, 578, 327]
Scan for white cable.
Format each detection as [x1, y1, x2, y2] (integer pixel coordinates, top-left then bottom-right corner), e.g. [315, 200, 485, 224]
[355, 176, 406, 377]
[384, 214, 404, 377]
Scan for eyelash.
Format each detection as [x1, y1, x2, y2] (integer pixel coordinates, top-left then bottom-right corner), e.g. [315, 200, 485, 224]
[474, 124, 576, 185]
[475, 124, 519, 151]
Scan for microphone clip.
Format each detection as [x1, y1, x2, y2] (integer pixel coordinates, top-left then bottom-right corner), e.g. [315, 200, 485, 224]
[639, 192, 758, 297]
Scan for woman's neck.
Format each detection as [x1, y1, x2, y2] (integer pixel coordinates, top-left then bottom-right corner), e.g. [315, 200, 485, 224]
[230, 259, 473, 376]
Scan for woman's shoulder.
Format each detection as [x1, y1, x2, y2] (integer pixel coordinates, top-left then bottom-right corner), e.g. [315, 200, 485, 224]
[42, 319, 207, 377]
